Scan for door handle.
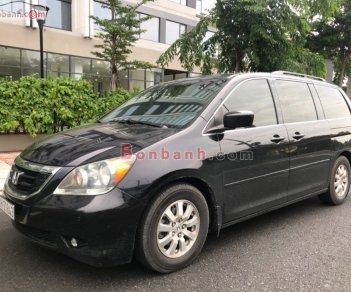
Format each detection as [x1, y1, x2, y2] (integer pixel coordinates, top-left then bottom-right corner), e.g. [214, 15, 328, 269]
[271, 135, 285, 143]
[292, 132, 305, 140]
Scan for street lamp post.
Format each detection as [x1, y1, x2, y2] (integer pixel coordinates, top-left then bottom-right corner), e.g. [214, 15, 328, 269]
[32, 5, 49, 78]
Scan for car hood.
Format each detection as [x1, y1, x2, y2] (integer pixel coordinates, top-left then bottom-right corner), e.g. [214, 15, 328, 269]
[21, 122, 178, 167]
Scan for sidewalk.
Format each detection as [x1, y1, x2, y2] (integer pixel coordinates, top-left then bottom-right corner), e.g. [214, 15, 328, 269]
[0, 161, 11, 192]
[0, 152, 19, 192]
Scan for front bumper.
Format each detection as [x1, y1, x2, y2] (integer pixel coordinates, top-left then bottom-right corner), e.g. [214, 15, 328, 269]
[5, 188, 145, 267]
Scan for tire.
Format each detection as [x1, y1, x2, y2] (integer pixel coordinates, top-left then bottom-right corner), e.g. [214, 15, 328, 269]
[319, 156, 351, 205]
[136, 183, 209, 273]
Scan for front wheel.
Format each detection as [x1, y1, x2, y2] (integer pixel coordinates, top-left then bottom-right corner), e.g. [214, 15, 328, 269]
[319, 156, 351, 205]
[136, 184, 209, 273]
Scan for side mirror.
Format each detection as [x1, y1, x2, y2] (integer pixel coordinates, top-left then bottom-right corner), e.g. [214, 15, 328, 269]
[223, 111, 254, 129]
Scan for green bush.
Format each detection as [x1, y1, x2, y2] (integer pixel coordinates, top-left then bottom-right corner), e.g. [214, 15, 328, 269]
[0, 75, 131, 137]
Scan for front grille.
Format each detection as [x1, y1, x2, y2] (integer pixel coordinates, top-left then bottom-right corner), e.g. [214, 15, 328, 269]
[8, 165, 51, 196]
[5, 156, 61, 200]
[13, 222, 58, 248]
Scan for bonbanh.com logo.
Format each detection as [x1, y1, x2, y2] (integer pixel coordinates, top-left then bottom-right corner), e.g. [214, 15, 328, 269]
[0, 8, 46, 19]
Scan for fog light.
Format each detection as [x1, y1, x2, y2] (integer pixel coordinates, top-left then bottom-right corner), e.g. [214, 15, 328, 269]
[71, 238, 78, 248]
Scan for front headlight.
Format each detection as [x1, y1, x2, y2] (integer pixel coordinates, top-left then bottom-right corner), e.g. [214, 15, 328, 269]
[54, 155, 136, 195]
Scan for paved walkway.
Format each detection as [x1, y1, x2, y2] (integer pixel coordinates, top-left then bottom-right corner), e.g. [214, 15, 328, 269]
[0, 161, 11, 191]
[0, 152, 18, 191]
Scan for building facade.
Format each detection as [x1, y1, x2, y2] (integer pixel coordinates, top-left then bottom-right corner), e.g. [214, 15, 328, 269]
[0, 0, 215, 91]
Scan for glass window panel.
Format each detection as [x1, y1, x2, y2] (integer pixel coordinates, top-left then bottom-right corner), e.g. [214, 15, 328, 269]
[49, 71, 69, 78]
[275, 80, 317, 123]
[117, 71, 129, 90]
[315, 85, 351, 119]
[71, 73, 90, 80]
[0, 0, 23, 12]
[39, 0, 72, 31]
[22, 68, 40, 77]
[119, 79, 129, 90]
[175, 73, 187, 79]
[166, 21, 186, 44]
[93, 76, 111, 92]
[0, 47, 20, 67]
[155, 72, 162, 83]
[22, 50, 41, 69]
[0, 66, 21, 80]
[145, 70, 155, 83]
[224, 79, 277, 127]
[146, 82, 155, 89]
[92, 60, 110, 76]
[130, 80, 145, 91]
[180, 24, 186, 34]
[93, 0, 111, 30]
[47, 53, 69, 75]
[164, 75, 174, 82]
[118, 70, 129, 80]
[71, 57, 91, 76]
[139, 13, 160, 42]
[130, 69, 145, 81]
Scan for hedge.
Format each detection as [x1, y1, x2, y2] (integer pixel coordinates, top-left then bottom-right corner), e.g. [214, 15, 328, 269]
[0, 75, 131, 137]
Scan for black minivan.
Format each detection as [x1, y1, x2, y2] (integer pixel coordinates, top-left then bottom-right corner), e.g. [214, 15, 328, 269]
[1, 72, 351, 273]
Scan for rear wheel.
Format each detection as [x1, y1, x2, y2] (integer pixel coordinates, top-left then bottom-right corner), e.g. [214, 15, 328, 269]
[319, 156, 351, 205]
[136, 184, 209, 273]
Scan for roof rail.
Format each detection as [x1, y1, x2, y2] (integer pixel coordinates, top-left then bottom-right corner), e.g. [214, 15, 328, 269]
[272, 71, 326, 82]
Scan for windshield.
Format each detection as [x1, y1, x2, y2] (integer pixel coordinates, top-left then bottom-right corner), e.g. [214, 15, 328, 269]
[100, 77, 229, 128]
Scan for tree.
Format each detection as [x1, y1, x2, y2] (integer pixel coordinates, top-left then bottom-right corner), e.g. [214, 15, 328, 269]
[157, 0, 338, 77]
[308, 1, 351, 86]
[91, 0, 154, 90]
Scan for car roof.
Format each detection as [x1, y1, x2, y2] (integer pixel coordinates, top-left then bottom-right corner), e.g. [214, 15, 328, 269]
[163, 72, 340, 90]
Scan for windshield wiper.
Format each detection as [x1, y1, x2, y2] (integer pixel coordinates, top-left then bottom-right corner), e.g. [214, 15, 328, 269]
[110, 119, 167, 128]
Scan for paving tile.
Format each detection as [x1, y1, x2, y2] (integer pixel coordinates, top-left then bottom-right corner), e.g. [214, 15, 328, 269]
[0, 152, 20, 165]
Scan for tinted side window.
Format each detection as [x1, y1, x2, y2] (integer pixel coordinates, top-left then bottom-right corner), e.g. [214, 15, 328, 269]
[224, 79, 277, 127]
[315, 85, 350, 119]
[275, 80, 317, 123]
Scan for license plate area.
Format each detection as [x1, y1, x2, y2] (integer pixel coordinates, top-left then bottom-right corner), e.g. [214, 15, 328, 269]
[0, 195, 15, 220]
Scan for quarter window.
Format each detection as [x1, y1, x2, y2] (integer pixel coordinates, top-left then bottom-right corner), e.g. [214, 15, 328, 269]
[224, 79, 277, 127]
[315, 85, 350, 119]
[275, 80, 317, 123]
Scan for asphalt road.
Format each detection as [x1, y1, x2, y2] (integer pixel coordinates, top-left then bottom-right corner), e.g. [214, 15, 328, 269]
[1, 196, 351, 292]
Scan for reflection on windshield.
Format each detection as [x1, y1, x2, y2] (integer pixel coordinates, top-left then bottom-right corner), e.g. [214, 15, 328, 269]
[100, 77, 229, 128]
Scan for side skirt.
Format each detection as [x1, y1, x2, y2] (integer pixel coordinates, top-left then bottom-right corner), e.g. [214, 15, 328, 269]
[220, 188, 328, 230]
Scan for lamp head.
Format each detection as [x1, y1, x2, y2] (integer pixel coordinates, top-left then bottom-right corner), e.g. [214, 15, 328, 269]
[32, 5, 50, 22]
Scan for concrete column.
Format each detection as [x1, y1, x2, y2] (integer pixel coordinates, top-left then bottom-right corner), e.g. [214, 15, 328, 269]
[326, 59, 334, 83]
[24, 0, 31, 27]
[31, 0, 39, 28]
[160, 18, 166, 44]
[73, 0, 92, 37]
[72, 62, 83, 78]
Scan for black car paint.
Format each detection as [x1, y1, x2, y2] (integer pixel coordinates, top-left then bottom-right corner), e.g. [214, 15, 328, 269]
[4, 73, 351, 267]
